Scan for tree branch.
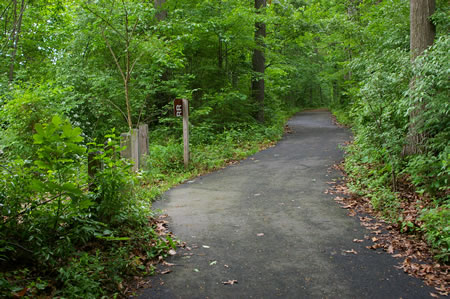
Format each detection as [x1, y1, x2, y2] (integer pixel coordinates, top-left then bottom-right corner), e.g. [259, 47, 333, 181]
[0, 0, 14, 20]
[82, 2, 126, 40]
[129, 52, 144, 75]
[101, 97, 129, 124]
[101, 27, 127, 84]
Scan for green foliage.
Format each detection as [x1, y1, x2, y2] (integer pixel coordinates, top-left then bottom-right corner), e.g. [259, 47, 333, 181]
[0, 269, 49, 297]
[331, 0, 449, 262]
[88, 131, 148, 226]
[1, 0, 309, 293]
[419, 204, 450, 262]
[57, 252, 106, 298]
[0, 0, 447, 292]
[404, 37, 450, 196]
[1, 116, 90, 268]
[0, 117, 174, 297]
[344, 143, 401, 219]
[0, 83, 74, 158]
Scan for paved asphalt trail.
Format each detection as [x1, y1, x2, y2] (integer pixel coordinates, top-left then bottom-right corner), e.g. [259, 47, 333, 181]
[139, 110, 433, 298]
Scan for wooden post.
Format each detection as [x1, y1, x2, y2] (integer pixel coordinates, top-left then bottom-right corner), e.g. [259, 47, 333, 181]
[120, 133, 131, 159]
[130, 129, 139, 172]
[138, 124, 149, 168]
[120, 130, 139, 172]
[182, 99, 189, 168]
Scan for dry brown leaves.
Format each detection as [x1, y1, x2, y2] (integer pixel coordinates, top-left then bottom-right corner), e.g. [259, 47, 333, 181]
[222, 280, 238, 285]
[344, 249, 358, 255]
[327, 163, 449, 297]
[284, 125, 293, 134]
[123, 214, 179, 295]
[259, 141, 277, 151]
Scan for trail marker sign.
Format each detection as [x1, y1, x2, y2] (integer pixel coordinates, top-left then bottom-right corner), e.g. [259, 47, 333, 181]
[173, 99, 189, 168]
[174, 99, 183, 117]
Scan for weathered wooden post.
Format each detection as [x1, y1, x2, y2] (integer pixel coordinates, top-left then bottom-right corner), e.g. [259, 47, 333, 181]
[174, 99, 189, 168]
[120, 130, 139, 172]
[120, 132, 131, 159]
[182, 99, 189, 168]
[138, 124, 149, 169]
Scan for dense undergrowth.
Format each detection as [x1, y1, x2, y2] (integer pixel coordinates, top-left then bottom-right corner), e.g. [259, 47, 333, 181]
[331, 35, 449, 263]
[0, 0, 314, 296]
[328, 0, 449, 264]
[1, 0, 448, 296]
[0, 106, 297, 297]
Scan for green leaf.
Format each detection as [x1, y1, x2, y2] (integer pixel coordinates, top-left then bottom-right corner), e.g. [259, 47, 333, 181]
[30, 179, 46, 192]
[51, 115, 62, 126]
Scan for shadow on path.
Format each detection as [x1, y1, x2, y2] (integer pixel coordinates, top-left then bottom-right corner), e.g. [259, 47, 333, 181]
[139, 110, 433, 299]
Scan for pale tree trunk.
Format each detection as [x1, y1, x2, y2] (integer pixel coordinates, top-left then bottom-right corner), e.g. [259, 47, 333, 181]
[252, 0, 266, 123]
[8, 0, 25, 83]
[404, 0, 435, 155]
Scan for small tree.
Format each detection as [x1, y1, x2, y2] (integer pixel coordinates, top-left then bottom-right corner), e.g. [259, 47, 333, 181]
[83, 0, 148, 130]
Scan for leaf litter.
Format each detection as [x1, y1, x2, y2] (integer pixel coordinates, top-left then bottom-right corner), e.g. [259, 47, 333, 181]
[122, 214, 181, 294]
[222, 280, 238, 285]
[328, 162, 449, 296]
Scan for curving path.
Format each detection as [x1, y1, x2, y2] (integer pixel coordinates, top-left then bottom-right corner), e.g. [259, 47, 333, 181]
[139, 110, 432, 299]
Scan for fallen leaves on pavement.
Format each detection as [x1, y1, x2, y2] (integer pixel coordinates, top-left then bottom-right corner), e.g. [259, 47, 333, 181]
[328, 162, 449, 296]
[284, 125, 293, 134]
[223, 280, 238, 285]
[161, 269, 172, 275]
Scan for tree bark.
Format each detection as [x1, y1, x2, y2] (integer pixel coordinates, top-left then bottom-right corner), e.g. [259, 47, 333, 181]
[252, 0, 266, 123]
[218, 35, 223, 70]
[410, 0, 435, 61]
[8, 0, 25, 83]
[404, 0, 435, 155]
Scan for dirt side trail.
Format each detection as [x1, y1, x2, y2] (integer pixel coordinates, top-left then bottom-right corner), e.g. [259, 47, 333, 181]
[139, 110, 433, 298]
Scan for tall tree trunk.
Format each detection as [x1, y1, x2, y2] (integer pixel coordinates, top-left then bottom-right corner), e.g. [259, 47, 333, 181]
[404, 0, 435, 155]
[8, 0, 25, 83]
[410, 0, 435, 61]
[252, 0, 266, 123]
[218, 35, 223, 70]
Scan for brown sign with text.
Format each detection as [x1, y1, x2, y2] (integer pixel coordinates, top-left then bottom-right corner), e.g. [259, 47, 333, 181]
[174, 99, 183, 117]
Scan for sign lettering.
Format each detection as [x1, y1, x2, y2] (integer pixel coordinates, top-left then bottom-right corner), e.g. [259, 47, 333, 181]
[174, 99, 183, 117]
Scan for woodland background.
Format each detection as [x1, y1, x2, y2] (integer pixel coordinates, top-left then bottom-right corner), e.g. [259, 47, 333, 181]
[0, 0, 448, 297]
